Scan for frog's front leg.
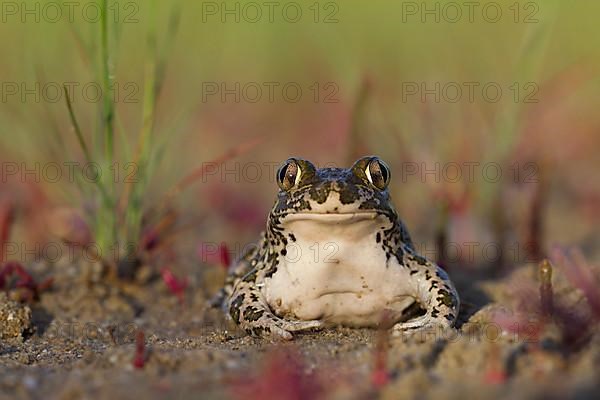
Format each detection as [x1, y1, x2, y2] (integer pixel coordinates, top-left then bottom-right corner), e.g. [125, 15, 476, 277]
[392, 255, 460, 335]
[228, 280, 323, 340]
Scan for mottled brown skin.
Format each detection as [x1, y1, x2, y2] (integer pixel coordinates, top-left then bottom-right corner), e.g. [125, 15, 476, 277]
[213, 156, 460, 339]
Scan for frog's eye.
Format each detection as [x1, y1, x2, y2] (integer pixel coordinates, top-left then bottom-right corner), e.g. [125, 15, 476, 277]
[365, 158, 391, 190]
[277, 159, 302, 191]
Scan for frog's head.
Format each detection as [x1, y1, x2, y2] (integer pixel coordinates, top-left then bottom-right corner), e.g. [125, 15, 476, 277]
[270, 156, 398, 226]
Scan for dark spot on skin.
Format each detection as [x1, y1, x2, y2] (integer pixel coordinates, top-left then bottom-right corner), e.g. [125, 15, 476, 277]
[410, 254, 429, 266]
[309, 182, 331, 204]
[358, 197, 379, 210]
[288, 233, 296, 242]
[376, 232, 381, 243]
[264, 264, 278, 279]
[281, 249, 287, 256]
[243, 307, 265, 322]
[394, 247, 404, 264]
[338, 184, 361, 205]
[242, 269, 257, 283]
[252, 327, 266, 336]
[251, 325, 272, 337]
[431, 308, 439, 318]
[436, 289, 456, 307]
[229, 294, 245, 324]
[445, 314, 454, 322]
[410, 270, 418, 275]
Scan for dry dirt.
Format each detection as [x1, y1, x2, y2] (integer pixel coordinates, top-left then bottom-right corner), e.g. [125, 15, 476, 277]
[1, 257, 600, 400]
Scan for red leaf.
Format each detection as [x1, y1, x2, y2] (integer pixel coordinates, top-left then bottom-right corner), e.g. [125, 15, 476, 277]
[161, 267, 188, 304]
[484, 370, 507, 385]
[232, 349, 323, 400]
[0, 261, 52, 301]
[552, 247, 600, 319]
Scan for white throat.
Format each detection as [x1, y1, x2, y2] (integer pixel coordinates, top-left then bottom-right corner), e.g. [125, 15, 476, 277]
[263, 214, 413, 326]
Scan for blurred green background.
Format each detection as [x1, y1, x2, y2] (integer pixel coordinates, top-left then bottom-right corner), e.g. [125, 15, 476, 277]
[1, 0, 599, 270]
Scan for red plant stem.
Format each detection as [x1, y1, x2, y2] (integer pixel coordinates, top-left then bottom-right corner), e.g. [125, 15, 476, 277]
[490, 194, 508, 269]
[220, 242, 231, 270]
[133, 330, 145, 369]
[372, 346, 389, 388]
[539, 259, 554, 317]
[140, 210, 178, 251]
[37, 277, 54, 292]
[346, 76, 371, 163]
[527, 169, 546, 262]
[371, 311, 393, 389]
[0, 200, 15, 262]
[156, 137, 263, 213]
[484, 343, 507, 385]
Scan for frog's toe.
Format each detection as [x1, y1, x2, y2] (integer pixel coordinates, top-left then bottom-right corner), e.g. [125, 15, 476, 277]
[268, 325, 294, 340]
[244, 317, 322, 340]
[279, 319, 324, 332]
[261, 318, 323, 340]
[392, 315, 432, 331]
[241, 318, 293, 340]
[256, 318, 323, 340]
[391, 316, 455, 339]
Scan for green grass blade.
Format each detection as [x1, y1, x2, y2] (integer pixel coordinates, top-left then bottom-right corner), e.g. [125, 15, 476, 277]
[63, 85, 92, 163]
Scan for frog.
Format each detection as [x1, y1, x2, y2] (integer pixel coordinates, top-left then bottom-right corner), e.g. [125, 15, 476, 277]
[213, 156, 460, 340]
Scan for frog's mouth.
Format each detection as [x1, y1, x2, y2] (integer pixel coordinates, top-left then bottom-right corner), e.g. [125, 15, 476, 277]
[282, 211, 381, 223]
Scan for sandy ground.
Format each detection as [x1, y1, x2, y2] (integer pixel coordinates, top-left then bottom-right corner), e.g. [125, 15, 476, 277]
[2, 256, 600, 400]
